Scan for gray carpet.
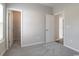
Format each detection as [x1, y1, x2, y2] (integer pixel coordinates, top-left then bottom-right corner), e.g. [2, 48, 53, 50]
[4, 42, 79, 56]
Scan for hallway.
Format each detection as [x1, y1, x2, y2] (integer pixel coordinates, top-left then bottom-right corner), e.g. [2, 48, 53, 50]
[4, 42, 79, 56]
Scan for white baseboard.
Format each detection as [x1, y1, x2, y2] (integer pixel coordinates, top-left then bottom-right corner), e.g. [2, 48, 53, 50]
[64, 45, 79, 53]
[21, 42, 44, 47]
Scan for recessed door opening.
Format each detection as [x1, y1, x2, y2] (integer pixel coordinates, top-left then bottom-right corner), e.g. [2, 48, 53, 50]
[13, 11, 21, 47]
[8, 9, 21, 48]
[54, 12, 64, 44]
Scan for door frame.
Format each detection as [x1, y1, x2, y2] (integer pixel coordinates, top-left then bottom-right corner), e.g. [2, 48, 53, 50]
[54, 11, 64, 44]
[6, 8, 23, 50]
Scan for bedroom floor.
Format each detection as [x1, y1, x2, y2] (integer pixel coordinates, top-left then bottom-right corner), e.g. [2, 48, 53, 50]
[4, 42, 79, 56]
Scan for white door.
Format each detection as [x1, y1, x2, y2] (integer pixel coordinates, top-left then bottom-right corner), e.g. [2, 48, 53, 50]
[8, 10, 13, 48]
[46, 14, 55, 43]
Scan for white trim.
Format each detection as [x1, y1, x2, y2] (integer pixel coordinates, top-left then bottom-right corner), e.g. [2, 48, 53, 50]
[6, 8, 23, 49]
[21, 42, 44, 47]
[64, 44, 79, 53]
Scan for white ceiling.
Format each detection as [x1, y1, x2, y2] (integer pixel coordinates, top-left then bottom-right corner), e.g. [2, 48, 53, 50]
[41, 3, 57, 8]
[41, 3, 74, 8]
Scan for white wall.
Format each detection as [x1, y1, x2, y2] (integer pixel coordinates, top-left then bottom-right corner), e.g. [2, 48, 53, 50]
[0, 3, 6, 55]
[64, 5, 79, 52]
[53, 4, 79, 52]
[6, 3, 52, 47]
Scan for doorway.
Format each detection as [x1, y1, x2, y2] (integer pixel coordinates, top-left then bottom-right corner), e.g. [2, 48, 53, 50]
[13, 11, 21, 47]
[7, 9, 22, 49]
[54, 12, 64, 44]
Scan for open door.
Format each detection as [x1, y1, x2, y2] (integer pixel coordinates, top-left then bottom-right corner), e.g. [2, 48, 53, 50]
[46, 14, 55, 43]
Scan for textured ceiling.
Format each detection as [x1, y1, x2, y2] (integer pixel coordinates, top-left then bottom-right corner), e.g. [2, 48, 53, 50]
[41, 3, 75, 8]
